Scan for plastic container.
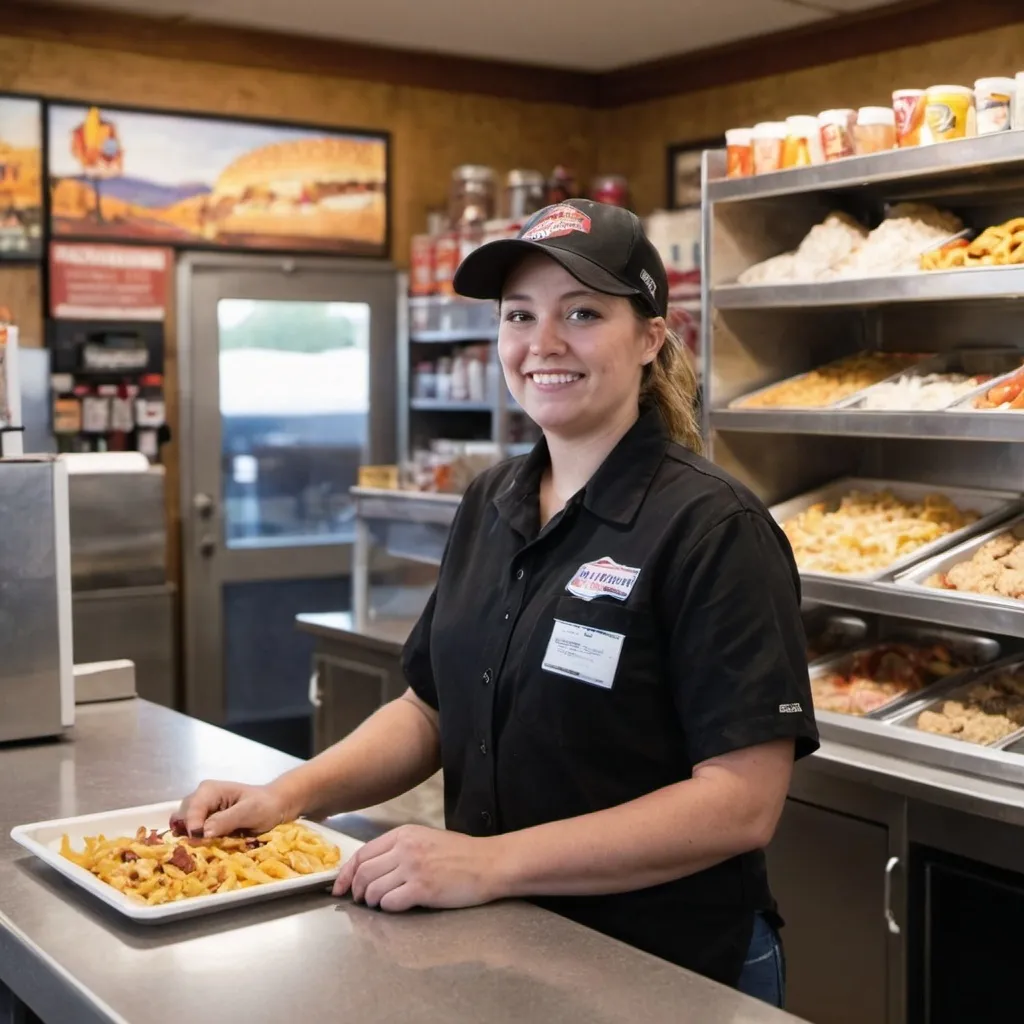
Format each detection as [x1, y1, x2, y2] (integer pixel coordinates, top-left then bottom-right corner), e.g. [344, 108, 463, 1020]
[590, 175, 630, 207]
[751, 122, 787, 174]
[975, 77, 1016, 135]
[505, 169, 545, 219]
[782, 116, 825, 168]
[725, 127, 753, 178]
[449, 165, 496, 227]
[893, 89, 926, 147]
[924, 85, 977, 142]
[818, 109, 857, 161]
[854, 107, 897, 155]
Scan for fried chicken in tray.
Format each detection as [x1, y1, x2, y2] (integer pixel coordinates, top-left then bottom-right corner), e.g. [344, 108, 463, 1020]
[811, 642, 967, 716]
[926, 523, 1024, 601]
[915, 668, 1024, 746]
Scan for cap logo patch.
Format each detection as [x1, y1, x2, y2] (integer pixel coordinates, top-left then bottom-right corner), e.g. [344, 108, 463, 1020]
[521, 204, 592, 241]
[566, 557, 641, 602]
[640, 268, 658, 299]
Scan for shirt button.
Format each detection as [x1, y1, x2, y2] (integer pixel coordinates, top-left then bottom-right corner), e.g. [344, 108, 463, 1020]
[482, 669, 492, 685]
[481, 810, 492, 828]
[516, 568, 524, 581]
[479, 740, 488, 755]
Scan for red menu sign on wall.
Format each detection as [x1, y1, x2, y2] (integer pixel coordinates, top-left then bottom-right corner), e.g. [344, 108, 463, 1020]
[49, 243, 172, 321]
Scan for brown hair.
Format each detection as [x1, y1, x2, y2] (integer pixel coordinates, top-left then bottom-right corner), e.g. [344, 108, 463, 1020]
[631, 298, 704, 454]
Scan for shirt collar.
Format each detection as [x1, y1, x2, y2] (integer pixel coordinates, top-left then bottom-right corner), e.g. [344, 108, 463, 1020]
[493, 404, 670, 533]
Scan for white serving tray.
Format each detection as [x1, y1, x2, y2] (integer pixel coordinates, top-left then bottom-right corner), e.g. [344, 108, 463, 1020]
[10, 800, 363, 924]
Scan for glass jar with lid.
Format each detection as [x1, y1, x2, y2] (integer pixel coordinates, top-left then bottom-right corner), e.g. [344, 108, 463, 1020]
[449, 165, 497, 228]
[505, 169, 545, 219]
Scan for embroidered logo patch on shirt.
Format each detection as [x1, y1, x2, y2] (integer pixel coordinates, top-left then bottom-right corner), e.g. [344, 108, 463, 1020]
[566, 557, 641, 602]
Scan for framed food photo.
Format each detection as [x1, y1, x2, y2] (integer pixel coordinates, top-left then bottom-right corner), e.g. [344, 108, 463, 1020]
[666, 138, 721, 210]
[46, 102, 390, 257]
[0, 93, 44, 259]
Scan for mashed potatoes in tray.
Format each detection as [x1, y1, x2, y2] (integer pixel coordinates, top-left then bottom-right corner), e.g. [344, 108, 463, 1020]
[782, 489, 979, 576]
[60, 822, 341, 905]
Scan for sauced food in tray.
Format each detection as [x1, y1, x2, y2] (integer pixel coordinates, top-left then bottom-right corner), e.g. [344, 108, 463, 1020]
[969, 367, 1024, 411]
[60, 822, 341, 905]
[732, 352, 925, 410]
[782, 489, 980, 576]
[926, 523, 1024, 602]
[812, 642, 969, 716]
[915, 668, 1024, 746]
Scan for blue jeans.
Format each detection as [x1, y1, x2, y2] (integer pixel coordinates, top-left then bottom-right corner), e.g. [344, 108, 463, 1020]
[737, 913, 786, 1009]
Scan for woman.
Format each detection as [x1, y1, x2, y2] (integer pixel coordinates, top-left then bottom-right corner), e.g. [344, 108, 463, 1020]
[176, 199, 818, 1007]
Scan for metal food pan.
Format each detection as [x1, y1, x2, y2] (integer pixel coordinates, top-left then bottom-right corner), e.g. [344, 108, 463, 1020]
[836, 348, 1024, 411]
[884, 656, 1024, 749]
[728, 352, 931, 411]
[770, 477, 1024, 583]
[807, 627, 1000, 720]
[946, 359, 1024, 414]
[893, 513, 1024, 611]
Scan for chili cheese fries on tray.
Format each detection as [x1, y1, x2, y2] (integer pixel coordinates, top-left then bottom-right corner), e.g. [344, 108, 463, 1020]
[10, 801, 363, 923]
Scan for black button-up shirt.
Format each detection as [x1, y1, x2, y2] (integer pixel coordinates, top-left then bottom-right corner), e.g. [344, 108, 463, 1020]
[403, 405, 818, 986]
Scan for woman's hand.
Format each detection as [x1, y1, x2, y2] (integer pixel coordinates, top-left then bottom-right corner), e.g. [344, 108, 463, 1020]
[172, 779, 295, 838]
[333, 825, 506, 912]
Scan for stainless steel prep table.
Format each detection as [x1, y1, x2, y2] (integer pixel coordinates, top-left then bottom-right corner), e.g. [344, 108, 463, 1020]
[0, 699, 805, 1024]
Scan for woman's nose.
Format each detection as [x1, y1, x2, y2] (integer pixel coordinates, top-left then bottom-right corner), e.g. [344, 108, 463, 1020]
[530, 317, 566, 356]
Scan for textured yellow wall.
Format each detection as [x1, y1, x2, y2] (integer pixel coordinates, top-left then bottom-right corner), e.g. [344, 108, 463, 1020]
[0, 34, 598, 265]
[598, 22, 1024, 214]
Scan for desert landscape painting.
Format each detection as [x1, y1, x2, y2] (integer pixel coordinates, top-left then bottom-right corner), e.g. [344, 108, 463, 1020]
[48, 104, 388, 255]
[0, 96, 44, 258]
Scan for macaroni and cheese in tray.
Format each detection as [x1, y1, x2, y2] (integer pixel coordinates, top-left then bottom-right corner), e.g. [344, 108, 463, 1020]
[10, 801, 364, 923]
[769, 478, 1023, 582]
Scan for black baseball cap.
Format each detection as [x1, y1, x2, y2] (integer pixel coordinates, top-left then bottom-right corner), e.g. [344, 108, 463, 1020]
[453, 199, 669, 318]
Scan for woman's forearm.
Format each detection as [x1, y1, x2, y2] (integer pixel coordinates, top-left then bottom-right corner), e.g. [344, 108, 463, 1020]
[270, 690, 441, 821]
[494, 740, 793, 899]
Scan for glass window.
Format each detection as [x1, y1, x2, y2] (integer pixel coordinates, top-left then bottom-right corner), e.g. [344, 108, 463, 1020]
[218, 299, 369, 547]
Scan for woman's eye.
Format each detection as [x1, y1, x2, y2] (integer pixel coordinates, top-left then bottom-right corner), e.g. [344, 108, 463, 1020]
[567, 307, 601, 322]
[503, 309, 532, 323]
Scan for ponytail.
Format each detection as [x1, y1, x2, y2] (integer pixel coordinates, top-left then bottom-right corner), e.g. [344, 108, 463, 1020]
[632, 300, 703, 454]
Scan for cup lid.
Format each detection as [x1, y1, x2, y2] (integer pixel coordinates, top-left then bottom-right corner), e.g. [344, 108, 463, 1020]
[857, 106, 896, 125]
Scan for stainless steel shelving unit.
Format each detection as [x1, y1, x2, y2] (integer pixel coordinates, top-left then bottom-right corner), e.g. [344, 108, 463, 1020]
[702, 142, 1024, 771]
[397, 291, 538, 465]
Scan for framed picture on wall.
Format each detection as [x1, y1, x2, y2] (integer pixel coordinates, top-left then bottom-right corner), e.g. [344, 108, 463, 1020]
[666, 138, 720, 210]
[46, 102, 390, 257]
[0, 93, 44, 260]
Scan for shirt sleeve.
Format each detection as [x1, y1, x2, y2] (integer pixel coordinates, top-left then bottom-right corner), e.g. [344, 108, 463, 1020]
[664, 509, 819, 766]
[402, 588, 439, 709]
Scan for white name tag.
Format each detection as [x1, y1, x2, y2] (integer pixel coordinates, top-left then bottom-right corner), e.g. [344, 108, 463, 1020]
[542, 619, 625, 690]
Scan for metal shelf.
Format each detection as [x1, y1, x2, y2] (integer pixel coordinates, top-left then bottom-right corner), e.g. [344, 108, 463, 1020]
[410, 398, 493, 413]
[800, 577, 1024, 640]
[712, 269, 1024, 309]
[410, 330, 498, 344]
[711, 409, 1024, 442]
[706, 131, 1024, 203]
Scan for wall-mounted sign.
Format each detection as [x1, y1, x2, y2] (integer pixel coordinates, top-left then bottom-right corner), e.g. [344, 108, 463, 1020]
[0, 95, 44, 259]
[47, 103, 389, 256]
[49, 243, 172, 321]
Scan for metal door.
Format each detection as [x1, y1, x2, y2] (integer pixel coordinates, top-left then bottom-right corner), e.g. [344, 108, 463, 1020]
[178, 253, 396, 735]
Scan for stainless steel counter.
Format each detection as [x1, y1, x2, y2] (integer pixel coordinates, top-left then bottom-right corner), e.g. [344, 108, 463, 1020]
[0, 700, 804, 1024]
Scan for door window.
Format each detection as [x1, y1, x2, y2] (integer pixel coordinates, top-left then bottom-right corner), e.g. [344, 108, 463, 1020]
[217, 299, 370, 547]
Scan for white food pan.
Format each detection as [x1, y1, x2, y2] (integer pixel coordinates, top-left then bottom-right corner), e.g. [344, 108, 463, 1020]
[10, 800, 363, 924]
[728, 352, 930, 411]
[770, 477, 1024, 583]
[836, 348, 1024, 412]
[893, 513, 1024, 612]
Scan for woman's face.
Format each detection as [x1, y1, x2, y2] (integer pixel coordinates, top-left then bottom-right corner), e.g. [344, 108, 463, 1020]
[498, 255, 664, 440]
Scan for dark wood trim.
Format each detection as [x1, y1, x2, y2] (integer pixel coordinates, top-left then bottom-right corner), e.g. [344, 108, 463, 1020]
[598, 0, 1024, 108]
[4, 1, 598, 108]
[5, 0, 1024, 111]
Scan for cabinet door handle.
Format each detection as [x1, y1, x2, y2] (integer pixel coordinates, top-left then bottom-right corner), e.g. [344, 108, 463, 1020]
[308, 669, 322, 709]
[884, 855, 901, 936]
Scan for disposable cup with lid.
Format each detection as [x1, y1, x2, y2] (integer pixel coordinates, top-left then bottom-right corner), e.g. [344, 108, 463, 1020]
[751, 123, 787, 174]
[975, 77, 1016, 134]
[752, 122, 788, 138]
[857, 107, 897, 126]
[725, 128, 754, 178]
[783, 116, 825, 167]
[925, 85, 977, 141]
[725, 127, 753, 145]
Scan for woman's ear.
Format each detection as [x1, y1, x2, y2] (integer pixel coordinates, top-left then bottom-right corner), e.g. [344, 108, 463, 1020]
[640, 316, 667, 366]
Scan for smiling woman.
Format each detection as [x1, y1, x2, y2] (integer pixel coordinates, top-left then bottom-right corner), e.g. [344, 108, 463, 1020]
[176, 200, 817, 1010]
